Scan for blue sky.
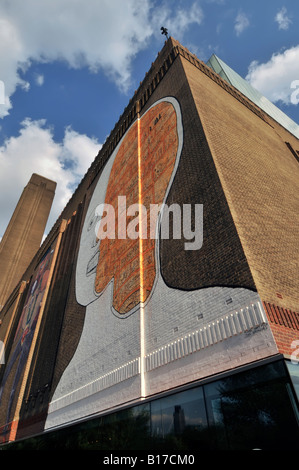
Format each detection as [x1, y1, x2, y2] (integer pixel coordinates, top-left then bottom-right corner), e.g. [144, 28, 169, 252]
[0, 0, 298, 239]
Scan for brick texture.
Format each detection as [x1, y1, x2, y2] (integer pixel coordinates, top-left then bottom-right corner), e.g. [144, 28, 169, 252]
[141, 41, 256, 292]
[182, 54, 299, 313]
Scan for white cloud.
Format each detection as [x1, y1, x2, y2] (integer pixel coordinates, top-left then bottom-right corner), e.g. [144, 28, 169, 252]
[275, 7, 292, 30]
[35, 74, 44, 86]
[234, 11, 250, 36]
[246, 45, 299, 105]
[157, 2, 203, 40]
[0, 0, 203, 118]
[0, 119, 101, 238]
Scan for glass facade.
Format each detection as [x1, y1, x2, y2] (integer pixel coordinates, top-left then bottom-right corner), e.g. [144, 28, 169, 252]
[204, 360, 299, 450]
[206, 54, 299, 140]
[286, 360, 299, 402]
[1, 359, 298, 451]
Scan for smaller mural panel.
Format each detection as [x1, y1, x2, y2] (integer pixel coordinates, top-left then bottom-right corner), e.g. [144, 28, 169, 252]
[0, 246, 55, 438]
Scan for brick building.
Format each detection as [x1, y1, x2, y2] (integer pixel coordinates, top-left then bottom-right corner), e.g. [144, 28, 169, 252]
[0, 37, 298, 450]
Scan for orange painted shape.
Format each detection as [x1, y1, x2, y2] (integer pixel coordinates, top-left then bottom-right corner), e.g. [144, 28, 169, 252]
[95, 101, 178, 314]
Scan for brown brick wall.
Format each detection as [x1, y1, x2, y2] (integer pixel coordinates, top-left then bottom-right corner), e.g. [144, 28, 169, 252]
[182, 56, 299, 313]
[140, 45, 255, 292]
[263, 302, 299, 356]
[16, 201, 87, 438]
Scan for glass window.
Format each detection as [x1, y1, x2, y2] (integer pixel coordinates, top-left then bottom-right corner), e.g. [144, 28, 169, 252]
[85, 404, 151, 450]
[2, 360, 299, 451]
[204, 362, 299, 450]
[286, 360, 299, 402]
[150, 387, 209, 450]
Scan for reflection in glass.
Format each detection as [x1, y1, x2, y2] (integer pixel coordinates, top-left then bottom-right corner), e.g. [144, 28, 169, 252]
[150, 387, 209, 450]
[205, 362, 299, 450]
[286, 360, 299, 402]
[2, 360, 299, 450]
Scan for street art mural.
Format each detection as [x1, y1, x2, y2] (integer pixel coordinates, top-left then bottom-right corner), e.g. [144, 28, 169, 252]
[45, 97, 272, 430]
[0, 247, 55, 438]
[78, 98, 182, 316]
[45, 97, 183, 426]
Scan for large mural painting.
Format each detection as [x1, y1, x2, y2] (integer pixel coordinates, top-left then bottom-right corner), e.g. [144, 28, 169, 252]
[45, 98, 275, 430]
[94, 99, 179, 314]
[46, 98, 183, 427]
[0, 246, 56, 441]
